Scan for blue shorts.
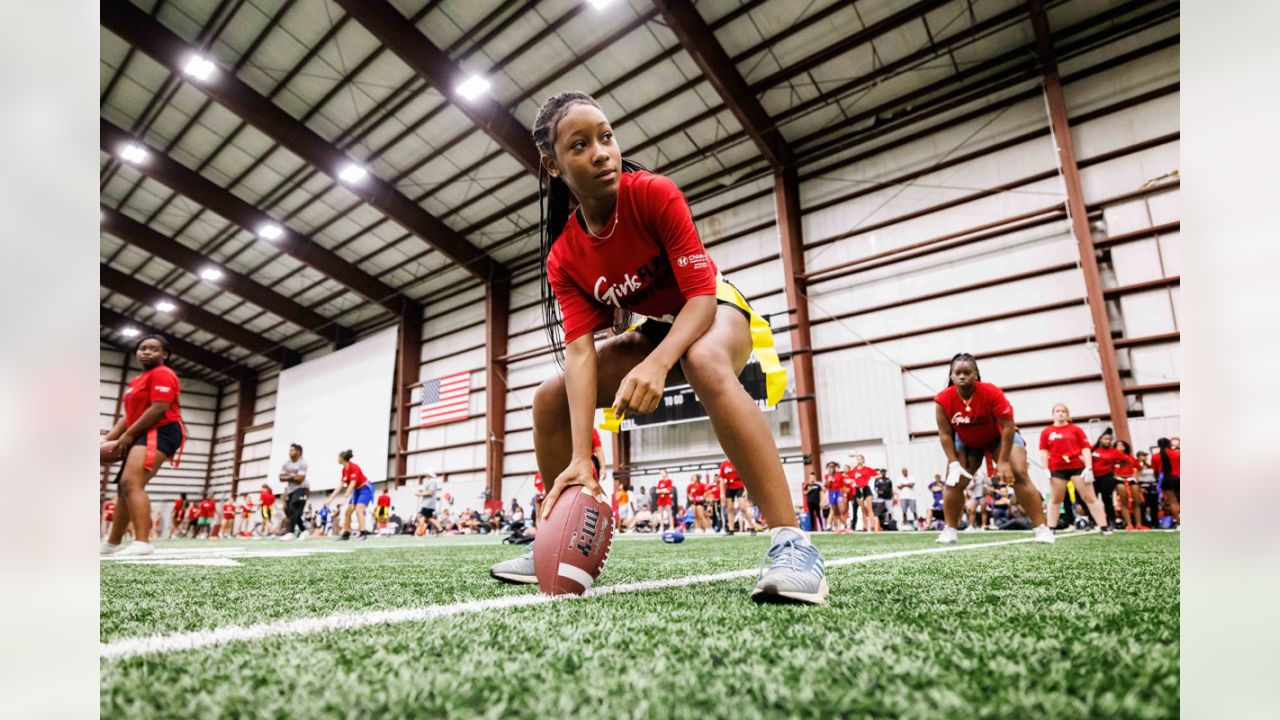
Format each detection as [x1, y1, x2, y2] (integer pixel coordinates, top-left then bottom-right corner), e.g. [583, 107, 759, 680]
[352, 485, 374, 506]
[827, 490, 843, 506]
[954, 431, 1025, 457]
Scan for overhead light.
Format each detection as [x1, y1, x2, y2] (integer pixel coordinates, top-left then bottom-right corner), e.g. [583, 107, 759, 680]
[338, 163, 367, 184]
[199, 267, 223, 281]
[183, 55, 216, 81]
[456, 75, 491, 101]
[119, 144, 148, 164]
[155, 301, 176, 313]
[257, 223, 284, 240]
[121, 327, 140, 338]
[588, 0, 615, 7]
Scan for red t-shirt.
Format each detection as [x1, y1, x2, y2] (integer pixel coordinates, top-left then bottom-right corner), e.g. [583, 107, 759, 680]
[1114, 453, 1138, 479]
[655, 478, 674, 506]
[241, 501, 254, 517]
[104, 501, 116, 518]
[199, 499, 216, 518]
[533, 471, 544, 494]
[1092, 447, 1122, 476]
[686, 481, 706, 502]
[221, 502, 236, 519]
[720, 461, 744, 491]
[341, 462, 368, 489]
[172, 498, 184, 514]
[186, 505, 200, 521]
[934, 382, 1014, 448]
[1151, 449, 1181, 477]
[592, 429, 602, 450]
[849, 466, 876, 489]
[123, 365, 183, 428]
[1039, 424, 1090, 471]
[260, 489, 276, 506]
[547, 171, 719, 344]
[823, 473, 843, 492]
[706, 483, 721, 501]
[376, 494, 392, 508]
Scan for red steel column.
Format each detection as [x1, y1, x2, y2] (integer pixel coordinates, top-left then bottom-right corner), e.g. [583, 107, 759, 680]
[1027, 0, 1131, 441]
[395, 301, 423, 486]
[774, 167, 823, 475]
[485, 282, 510, 502]
[230, 371, 258, 500]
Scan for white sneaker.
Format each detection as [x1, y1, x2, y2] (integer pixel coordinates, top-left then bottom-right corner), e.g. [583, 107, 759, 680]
[936, 527, 958, 544]
[278, 534, 293, 541]
[115, 542, 155, 558]
[1033, 525, 1056, 544]
[100, 541, 122, 556]
[963, 525, 979, 533]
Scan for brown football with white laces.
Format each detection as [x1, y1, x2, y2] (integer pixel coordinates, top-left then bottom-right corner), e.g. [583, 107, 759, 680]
[533, 486, 614, 596]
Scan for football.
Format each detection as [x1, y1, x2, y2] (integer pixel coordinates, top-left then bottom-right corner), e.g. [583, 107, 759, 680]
[533, 486, 614, 596]
[100, 440, 122, 466]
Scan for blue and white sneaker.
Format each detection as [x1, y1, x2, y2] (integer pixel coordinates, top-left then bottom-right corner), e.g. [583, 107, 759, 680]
[752, 528, 829, 605]
[489, 543, 536, 585]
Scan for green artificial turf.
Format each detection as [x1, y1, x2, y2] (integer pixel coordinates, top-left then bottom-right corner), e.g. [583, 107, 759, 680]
[101, 532, 1179, 719]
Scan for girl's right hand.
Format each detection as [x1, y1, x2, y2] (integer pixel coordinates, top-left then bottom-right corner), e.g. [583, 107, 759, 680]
[541, 458, 604, 519]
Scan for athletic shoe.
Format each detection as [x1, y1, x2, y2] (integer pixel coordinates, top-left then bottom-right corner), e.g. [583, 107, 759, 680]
[1101, 526, 1115, 536]
[936, 527, 958, 544]
[963, 525, 980, 533]
[1033, 525, 1056, 544]
[751, 529, 828, 605]
[339, 533, 351, 541]
[278, 534, 293, 541]
[100, 541, 122, 557]
[489, 544, 537, 585]
[115, 542, 155, 558]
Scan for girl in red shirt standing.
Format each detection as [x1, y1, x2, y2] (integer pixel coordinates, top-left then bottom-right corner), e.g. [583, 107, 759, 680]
[1151, 437, 1181, 528]
[822, 461, 846, 534]
[1111, 440, 1145, 530]
[933, 354, 1052, 544]
[1089, 427, 1123, 530]
[491, 91, 825, 605]
[101, 335, 186, 557]
[1038, 403, 1111, 534]
[324, 449, 372, 540]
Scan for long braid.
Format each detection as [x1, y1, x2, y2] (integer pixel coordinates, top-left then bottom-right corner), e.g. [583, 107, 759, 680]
[533, 91, 647, 366]
[1156, 437, 1173, 482]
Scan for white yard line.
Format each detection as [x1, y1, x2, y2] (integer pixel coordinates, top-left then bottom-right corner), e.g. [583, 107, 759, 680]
[101, 533, 1088, 661]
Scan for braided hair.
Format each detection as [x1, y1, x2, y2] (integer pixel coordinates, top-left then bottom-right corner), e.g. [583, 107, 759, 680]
[945, 352, 980, 387]
[533, 91, 645, 366]
[1156, 437, 1173, 481]
[1092, 426, 1114, 451]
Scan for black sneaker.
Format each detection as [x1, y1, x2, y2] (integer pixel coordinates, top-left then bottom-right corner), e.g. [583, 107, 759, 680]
[340, 532, 351, 541]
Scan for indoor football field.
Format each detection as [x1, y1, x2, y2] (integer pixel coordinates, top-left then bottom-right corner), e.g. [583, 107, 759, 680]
[101, 531, 1179, 719]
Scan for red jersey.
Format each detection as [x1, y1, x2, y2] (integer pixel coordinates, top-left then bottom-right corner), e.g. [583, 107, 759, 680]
[103, 501, 116, 519]
[241, 501, 254, 517]
[1114, 453, 1138, 479]
[655, 478, 674, 506]
[1092, 447, 1123, 476]
[849, 466, 876, 489]
[823, 473, 843, 492]
[686, 481, 706, 502]
[592, 429, 602, 450]
[1151, 449, 1181, 477]
[706, 483, 721, 501]
[259, 489, 276, 507]
[934, 382, 1014, 448]
[186, 505, 200, 521]
[123, 365, 183, 428]
[172, 498, 184, 514]
[341, 462, 368, 489]
[533, 471, 544, 494]
[547, 171, 719, 344]
[221, 502, 236, 519]
[197, 499, 215, 518]
[720, 461, 744, 491]
[376, 494, 391, 508]
[1039, 424, 1090, 471]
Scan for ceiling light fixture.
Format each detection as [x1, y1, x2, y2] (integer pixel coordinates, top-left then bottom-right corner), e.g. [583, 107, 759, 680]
[199, 267, 223, 281]
[155, 301, 176, 313]
[119, 144, 148, 164]
[183, 55, 216, 81]
[257, 223, 283, 240]
[456, 75, 491, 101]
[121, 327, 140, 338]
[338, 163, 367, 184]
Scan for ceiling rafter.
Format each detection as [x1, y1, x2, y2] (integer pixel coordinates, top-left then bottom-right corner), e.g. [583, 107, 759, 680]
[99, 205, 354, 347]
[100, 306, 250, 383]
[101, 0, 507, 286]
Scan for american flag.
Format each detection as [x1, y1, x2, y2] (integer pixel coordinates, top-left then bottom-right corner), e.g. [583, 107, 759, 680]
[419, 371, 471, 428]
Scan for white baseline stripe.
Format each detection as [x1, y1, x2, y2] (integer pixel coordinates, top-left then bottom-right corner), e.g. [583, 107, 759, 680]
[100, 534, 1085, 661]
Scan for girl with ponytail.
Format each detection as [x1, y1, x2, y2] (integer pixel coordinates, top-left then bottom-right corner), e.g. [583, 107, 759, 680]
[490, 92, 826, 604]
[1152, 437, 1181, 527]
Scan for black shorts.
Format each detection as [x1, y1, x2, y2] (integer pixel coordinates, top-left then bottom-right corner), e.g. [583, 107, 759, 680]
[113, 422, 184, 483]
[420, 508, 435, 520]
[1163, 475, 1180, 493]
[691, 500, 706, 507]
[635, 291, 752, 348]
[725, 487, 745, 500]
[1050, 468, 1084, 481]
[855, 486, 873, 500]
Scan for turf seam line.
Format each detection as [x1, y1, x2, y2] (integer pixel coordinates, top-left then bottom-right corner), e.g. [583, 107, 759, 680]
[100, 533, 1089, 661]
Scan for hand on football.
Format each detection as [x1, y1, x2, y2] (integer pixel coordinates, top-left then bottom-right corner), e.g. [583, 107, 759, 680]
[542, 458, 603, 519]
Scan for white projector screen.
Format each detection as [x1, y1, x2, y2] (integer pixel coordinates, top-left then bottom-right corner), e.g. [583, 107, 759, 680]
[267, 327, 398, 493]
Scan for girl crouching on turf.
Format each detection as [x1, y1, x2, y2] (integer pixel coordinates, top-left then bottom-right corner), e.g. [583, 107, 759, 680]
[488, 91, 827, 604]
[101, 335, 186, 557]
[933, 353, 1053, 545]
[1039, 404, 1112, 534]
[324, 450, 371, 540]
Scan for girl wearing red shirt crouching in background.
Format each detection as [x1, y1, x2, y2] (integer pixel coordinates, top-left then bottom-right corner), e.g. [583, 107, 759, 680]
[1039, 403, 1111, 534]
[325, 449, 371, 540]
[487, 91, 825, 605]
[933, 354, 1052, 545]
[101, 335, 186, 558]
[1151, 437, 1181, 528]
